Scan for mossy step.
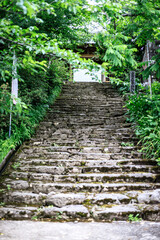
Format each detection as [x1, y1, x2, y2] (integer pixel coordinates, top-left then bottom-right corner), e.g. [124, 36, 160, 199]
[2, 180, 160, 193]
[93, 204, 160, 221]
[6, 171, 159, 183]
[15, 165, 159, 175]
[17, 151, 144, 161]
[1, 82, 159, 222]
[21, 146, 140, 155]
[19, 158, 157, 167]
[50, 173, 159, 183]
[1, 190, 159, 208]
[0, 203, 160, 221]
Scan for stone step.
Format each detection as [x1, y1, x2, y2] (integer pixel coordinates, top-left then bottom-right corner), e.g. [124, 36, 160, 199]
[1, 82, 159, 222]
[21, 146, 140, 155]
[0, 203, 159, 221]
[6, 171, 159, 183]
[0, 206, 37, 220]
[47, 113, 126, 118]
[92, 204, 160, 221]
[2, 180, 160, 193]
[36, 131, 135, 139]
[48, 112, 126, 118]
[28, 138, 139, 148]
[37, 123, 132, 130]
[50, 105, 125, 110]
[14, 164, 160, 175]
[1, 190, 160, 207]
[28, 141, 139, 148]
[53, 101, 122, 106]
[17, 152, 144, 161]
[42, 117, 127, 125]
[47, 173, 159, 183]
[19, 158, 157, 167]
[48, 108, 125, 113]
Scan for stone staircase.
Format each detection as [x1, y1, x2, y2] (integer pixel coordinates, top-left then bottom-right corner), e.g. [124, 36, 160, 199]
[0, 82, 160, 221]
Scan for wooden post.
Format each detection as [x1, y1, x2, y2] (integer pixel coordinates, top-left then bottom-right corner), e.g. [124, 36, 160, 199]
[146, 41, 152, 97]
[69, 64, 73, 82]
[9, 51, 18, 137]
[130, 71, 136, 93]
[101, 73, 105, 82]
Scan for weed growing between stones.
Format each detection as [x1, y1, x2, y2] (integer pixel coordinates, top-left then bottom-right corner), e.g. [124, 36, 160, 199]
[121, 142, 134, 147]
[0, 202, 5, 207]
[6, 185, 11, 191]
[31, 216, 38, 221]
[128, 214, 142, 222]
[12, 162, 21, 169]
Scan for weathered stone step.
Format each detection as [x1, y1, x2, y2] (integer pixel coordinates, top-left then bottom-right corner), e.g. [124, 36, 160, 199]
[2, 180, 160, 193]
[49, 112, 125, 118]
[45, 190, 160, 207]
[57, 96, 123, 101]
[17, 151, 144, 161]
[48, 108, 125, 114]
[53, 101, 122, 106]
[28, 140, 139, 148]
[14, 165, 159, 175]
[33, 136, 136, 145]
[2, 190, 160, 207]
[92, 204, 160, 221]
[52, 108, 125, 113]
[37, 131, 135, 139]
[0, 206, 37, 220]
[21, 146, 140, 155]
[7, 171, 159, 183]
[37, 123, 132, 131]
[51, 106, 125, 111]
[43, 116, 127, 125]
[48, 112, 126, 118]
[53, 97, 123, 101]
[0, 203, 159, 221]
[1, 82, 159, 222]
[19, 158, 157, 167]
[51, 130, 134, 137]
[28, 137, 139, 148]
[50, 173, 159, 183]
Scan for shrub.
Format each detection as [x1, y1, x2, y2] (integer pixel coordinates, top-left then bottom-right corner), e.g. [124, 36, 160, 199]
[126, 93, 160, 160]
[0, 58, 68, 163]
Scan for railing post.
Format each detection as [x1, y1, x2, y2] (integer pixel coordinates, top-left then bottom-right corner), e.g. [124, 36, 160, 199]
[130, 71, 136, 93]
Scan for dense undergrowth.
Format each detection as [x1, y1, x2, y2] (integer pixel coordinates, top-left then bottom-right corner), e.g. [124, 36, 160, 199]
[0, 59, 69, 163]
[111, 77, 160, 165]
[126, 83, 160, 165]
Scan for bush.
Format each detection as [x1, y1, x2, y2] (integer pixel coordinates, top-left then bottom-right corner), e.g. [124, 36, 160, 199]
[0, 58, 68, 163]
[126, 93, 160, 160]
[0, 84, 11, 140]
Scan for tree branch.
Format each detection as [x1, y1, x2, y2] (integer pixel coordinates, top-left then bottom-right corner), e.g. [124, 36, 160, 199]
[0, 36, 24, 46]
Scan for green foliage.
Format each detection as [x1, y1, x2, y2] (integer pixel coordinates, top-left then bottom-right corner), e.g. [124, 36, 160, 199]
[95, 31, 137, 68]
[121, 142, 134, 147]
[31, 216, 38, 221]
[128, 214, 142, 222]
[6, 185, 11, 191]
[12, 161, 20, 169]
[0, 75, 62, 163]
[142, 50, 160, 80]
[93, 0, 160, 81]
[0, 0, 160, 165]
[0, 84, 11, 138]
[152, 82, 160, 95]
[156, 158, 160, 166]
[19, 58, 68, 105]
[126, 93, 160, 160]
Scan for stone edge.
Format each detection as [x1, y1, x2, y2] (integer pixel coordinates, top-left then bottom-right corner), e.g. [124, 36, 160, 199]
[0, 148, 16, 174]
